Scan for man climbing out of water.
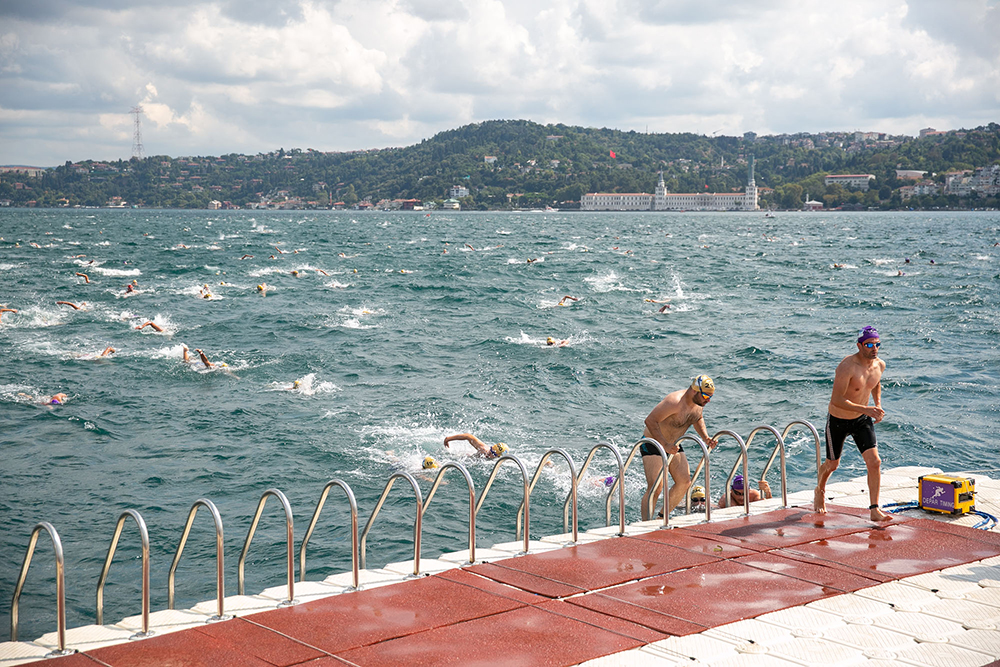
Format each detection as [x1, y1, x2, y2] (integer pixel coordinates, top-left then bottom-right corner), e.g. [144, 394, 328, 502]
[814, 326, 891, 522]
[444, 433, 509, 459]
[640, 375, 719, 520]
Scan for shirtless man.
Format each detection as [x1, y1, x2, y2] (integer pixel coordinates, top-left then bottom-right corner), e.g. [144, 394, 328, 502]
[814, 326, 890, 521]
[640, 375, 719, 519]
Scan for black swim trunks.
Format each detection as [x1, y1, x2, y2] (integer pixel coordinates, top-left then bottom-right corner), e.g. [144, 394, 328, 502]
[640, 440, 682, 456]
[824, 413, 877, 461]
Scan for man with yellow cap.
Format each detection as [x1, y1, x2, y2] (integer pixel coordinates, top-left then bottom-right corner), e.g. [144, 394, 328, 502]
[640, 375, 719, 520]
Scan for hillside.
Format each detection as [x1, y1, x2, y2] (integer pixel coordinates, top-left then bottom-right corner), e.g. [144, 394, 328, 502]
[1, 120, 998, 210]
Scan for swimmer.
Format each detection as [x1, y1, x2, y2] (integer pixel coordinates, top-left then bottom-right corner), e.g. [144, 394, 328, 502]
[274, 246, 286, 254]
[291, 270, 299, 277]
[56, 301, 84, 310]
[257, 283, 268, 296]
[444, 433, 509, 459]
[199, 284, 212, 299]
[182, 345, 191, 363]
[47, 393, 69, 405]
[718, 475, 771, 508]
[287, 379, 302, 391]
[339, 252, 347, 258]
[315, 269, 329, 276]
[526, 258, 538, 264]
[99, 347, 116, 357]
[832, 263, 845, 269]
[904, 258, 910, 264]
[0, 308, 17, 322]
[423, 456, 439, 470]
[896, 269, 905, 276]
[239, 255, 254, 260]
[135, 321, 164, 332]
[546, 337, 568, 347]
[76, 272, 90, 283]
[30, 242, 42, 248]
[194, 349, 214, 369]
[658, 305, 671, 312]
[645, 299, 671, 304]
[125, 283, 135, 294]
[70, 254, 86, 258]
[558, 296, 578, 306]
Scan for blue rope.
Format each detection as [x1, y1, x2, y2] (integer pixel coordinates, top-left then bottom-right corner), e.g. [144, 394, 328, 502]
[874, 502, 996, 529]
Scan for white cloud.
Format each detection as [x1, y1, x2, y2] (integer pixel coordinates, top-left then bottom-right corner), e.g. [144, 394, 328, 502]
[0, 0, 997, 165]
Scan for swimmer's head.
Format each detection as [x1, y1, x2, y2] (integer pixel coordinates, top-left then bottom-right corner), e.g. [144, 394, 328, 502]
[49, 393, 67, 405]
[603, 475, 616, 488]
[292, 380, 301, 389]
[546, 337, 555, 345]
[691, 375, 715, 400]
[691, 485, 706, 501]
[291, 270, 299, 276]
[857, 325, 879, 344]
[732, 475, 745, 492]
[489, 442, 508, 458]
[423, 456, 438, 469]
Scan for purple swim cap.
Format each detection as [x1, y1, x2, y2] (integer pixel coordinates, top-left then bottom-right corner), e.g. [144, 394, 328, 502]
[732, 474, 745, 491]
[857, 326, 879, 343]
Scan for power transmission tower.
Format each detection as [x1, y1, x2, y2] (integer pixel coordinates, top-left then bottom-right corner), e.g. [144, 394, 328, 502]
[130, 106, 144, 159]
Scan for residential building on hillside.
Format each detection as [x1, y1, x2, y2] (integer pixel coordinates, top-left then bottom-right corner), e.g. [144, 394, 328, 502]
[449, 185, 469, 198]
[895, 170, 927, 180]
[824, 174, 875, 190]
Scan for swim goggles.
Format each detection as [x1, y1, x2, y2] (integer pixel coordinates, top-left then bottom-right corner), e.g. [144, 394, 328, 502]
[863, 342, 881, 348]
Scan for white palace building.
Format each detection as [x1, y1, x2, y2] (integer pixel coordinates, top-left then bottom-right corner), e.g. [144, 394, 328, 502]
[581, 159, 759, 212]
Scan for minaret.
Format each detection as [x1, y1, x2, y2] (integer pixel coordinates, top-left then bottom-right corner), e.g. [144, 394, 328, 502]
[744, 155, 759, 211]
[654, 171, 667, 211]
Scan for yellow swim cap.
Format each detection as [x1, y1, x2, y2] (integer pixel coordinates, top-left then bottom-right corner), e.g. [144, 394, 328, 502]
[546, 337, 555, 344]
[691, 485, 706, 501]
[423, 456, 438, 469]
[490, 443, 508, 458]
[691, 375, 715, 397]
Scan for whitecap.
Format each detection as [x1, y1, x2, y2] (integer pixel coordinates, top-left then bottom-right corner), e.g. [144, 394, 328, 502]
[248, 267, 287, 277]
[268, 373, 340, 396]
[92, 267, 142, 277]
[585, 271, 638, 293]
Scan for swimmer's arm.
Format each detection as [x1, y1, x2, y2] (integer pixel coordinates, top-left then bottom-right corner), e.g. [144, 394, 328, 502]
[444, 433, 489, 455]
[758, 480, 772, 499]
[195, 349, 213, 368]
[75, 272, 90, 283]
[56, 301, 81, 310]
[643, 406, 675, 454]
[693, 414, 717, 449]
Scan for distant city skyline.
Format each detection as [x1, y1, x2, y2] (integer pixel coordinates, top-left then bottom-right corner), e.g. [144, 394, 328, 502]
[2, 0, 998, 166]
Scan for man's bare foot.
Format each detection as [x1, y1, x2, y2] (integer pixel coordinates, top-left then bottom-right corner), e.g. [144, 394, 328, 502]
[813, 487, 827, 513]
[870, 505, 892, 522]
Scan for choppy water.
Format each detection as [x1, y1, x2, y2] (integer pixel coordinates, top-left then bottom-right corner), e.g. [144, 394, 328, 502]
[2, 208, 999, 639]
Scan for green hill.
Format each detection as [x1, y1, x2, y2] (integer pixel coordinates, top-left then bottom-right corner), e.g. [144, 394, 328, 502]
[2, 119, 998, 209]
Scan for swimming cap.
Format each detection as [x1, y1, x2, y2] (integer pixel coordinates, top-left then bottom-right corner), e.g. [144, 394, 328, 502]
[691, 485, 706, 501]
[546, 337, 555, 345]
[732, 474, 745, 492]
[603, 476, 616, 487]
[50, 398, 62, 405]
[857, 326, 879, 343]
[691, 375, 715, 397]
[490, 442, 508, 458]
[423, 456, 438, 469]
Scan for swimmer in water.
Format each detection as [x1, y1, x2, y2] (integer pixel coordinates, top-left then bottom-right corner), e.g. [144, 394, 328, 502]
[98, 347, 116, 357]
[257, 283, 268, 296]
[558, 296, 578, 306]
[291, 270, 299, 277]
[182, 345, 191, 363]
[546, 337, 568, 347]
[526, 258, 538, 263]
[47, 393, 69, 405]
[645, 298, 670, 304]
[658, 305, 671, 312]
[239, 255, 254, 260]
[444, 434, 509, 459]
[76, 272, 90, 283]
[135, 321, 164, 332]
[56, 301, 84, 310]
[199, 284, 212, 299]
[0, 308, 17, 323]
[194, 349, 214, 369]
[315, 269, 329, 276]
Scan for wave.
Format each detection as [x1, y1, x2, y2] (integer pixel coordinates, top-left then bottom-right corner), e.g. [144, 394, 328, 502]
[266, 373, 340, 396]
[92, 266, 142, 277]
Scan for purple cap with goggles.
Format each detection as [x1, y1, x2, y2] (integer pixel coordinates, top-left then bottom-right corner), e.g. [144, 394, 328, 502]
[732, 474, 745, 492]
[857, 326, 879, 344]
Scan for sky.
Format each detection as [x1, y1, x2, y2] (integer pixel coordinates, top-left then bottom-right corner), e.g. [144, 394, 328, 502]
[1, 0, 998, 166]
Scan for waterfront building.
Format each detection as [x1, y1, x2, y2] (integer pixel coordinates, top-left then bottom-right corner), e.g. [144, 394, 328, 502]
[824, 174, 875, 190]
[449, 185, 469, 198]
[581, 158, 759, 211]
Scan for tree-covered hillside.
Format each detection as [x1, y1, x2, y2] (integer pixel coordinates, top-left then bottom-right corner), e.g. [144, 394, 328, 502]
[2, 120, 998, 209]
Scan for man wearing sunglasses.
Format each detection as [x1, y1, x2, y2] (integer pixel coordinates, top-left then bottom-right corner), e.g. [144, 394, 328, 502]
[640, 375, 719, 520]
[814, 325, 890, 522]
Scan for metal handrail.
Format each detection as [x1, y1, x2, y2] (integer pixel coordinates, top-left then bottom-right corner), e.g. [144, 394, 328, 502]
[423, 462, 477, 563]
[299, 479, 359, 590]
[713, 429, 751, 515]
[651, 434, 713, 522]
[167, 499, 230, 622]
[566, 442, 626, 536]
[238, 488, 296, 606]
[771, 419, 822, 482]
[516, 448, 578, 544]
[96, 510, 152, 639]
[474, 454, 531, 555]
[359, 472, 423, 576]
[626, 438, 671, 526]
[742, 425, 788, 507]
[10, 522, 74, 657]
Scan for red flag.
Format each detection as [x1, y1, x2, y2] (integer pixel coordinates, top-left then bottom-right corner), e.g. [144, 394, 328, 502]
[609, 150, 616, 159]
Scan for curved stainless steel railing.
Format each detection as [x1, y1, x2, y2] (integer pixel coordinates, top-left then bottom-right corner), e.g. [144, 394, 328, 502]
[742, 425, 788, 507]
[567, 442, 626, 536]
[10, 522, 74, 657]
[516, 448, 578, 544]
[475, 454, 531, 554]
[770, 419, 822, 482]
[95, 509, 152, 638]
[423, 462, 477, 563]
[713, 429, 751, 514]
[359, 472, 423, 576]
[299, 479, 359, 590]
[237, 488, 296, 606]
[167, 498, 230, 622]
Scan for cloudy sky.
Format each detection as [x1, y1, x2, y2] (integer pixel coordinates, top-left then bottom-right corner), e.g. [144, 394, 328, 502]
[2, 0, 998, 166]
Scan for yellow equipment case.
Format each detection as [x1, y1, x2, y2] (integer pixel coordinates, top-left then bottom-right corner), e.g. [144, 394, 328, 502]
[918, 474, 975, 515]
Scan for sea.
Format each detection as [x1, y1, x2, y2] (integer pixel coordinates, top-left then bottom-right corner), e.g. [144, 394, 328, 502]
[1, 208, 998, 640]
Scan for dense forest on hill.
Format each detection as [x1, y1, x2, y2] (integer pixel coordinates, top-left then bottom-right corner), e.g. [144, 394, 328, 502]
[2, 120, 999, 210]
